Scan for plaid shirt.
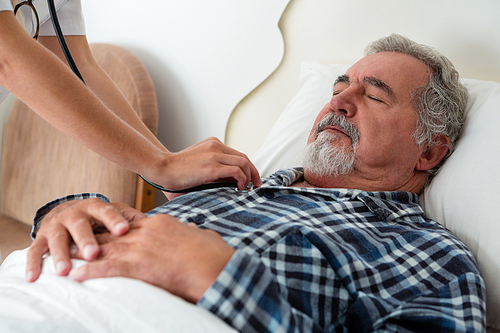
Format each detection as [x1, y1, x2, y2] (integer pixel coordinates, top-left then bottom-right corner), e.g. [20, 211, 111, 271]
[33, 168, 486, 333]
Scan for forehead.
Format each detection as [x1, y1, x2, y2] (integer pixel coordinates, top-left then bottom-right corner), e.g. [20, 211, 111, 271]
[344, 52, 431, 99]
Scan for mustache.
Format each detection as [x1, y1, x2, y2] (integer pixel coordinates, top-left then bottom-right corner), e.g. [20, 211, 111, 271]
[314, 113, 359, 146]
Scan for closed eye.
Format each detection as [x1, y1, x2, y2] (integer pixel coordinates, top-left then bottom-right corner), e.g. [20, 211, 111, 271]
[368, 96, 384, 103]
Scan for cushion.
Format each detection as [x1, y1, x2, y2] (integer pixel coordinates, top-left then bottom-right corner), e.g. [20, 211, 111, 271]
[251, 61, 500, 329]
[422, 78, 500, 329]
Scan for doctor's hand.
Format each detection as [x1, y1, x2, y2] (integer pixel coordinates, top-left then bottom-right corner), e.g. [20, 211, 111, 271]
[69, 214, 235, 304]
[160, 137, 262, 200]
[26, 199, 146, 282]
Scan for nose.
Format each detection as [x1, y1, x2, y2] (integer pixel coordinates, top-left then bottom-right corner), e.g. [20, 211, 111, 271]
[329, 89, 357, 118]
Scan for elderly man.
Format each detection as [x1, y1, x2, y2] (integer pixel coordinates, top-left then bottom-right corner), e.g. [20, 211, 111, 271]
[26, 34, 485, 332]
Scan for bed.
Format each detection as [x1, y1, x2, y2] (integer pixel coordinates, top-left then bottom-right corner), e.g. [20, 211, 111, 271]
[1, 0, 499, 332]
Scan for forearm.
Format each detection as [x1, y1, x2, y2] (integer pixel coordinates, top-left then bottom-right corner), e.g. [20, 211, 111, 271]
[38, 35, 165, 152]
[0, 12, 170, 183]
[81, 55, 164, 150]
[14, 66, 169, 182]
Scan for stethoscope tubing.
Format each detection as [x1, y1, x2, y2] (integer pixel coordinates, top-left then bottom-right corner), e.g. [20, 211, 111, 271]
[139, 175, 238, 193]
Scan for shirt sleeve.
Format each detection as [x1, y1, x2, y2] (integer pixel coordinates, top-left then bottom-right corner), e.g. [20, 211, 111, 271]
[198, 250, 325, 333]
[39, 0, 86, 36]
[371, 273, 486, 332]
[31, 193, 109, 239]
[0, 0, 13, 11]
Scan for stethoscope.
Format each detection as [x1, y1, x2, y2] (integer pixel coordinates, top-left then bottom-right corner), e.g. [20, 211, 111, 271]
[41, 0, 240, 193]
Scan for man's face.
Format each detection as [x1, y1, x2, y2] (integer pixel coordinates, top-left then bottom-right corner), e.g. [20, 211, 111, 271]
[304, 52, 432, 192]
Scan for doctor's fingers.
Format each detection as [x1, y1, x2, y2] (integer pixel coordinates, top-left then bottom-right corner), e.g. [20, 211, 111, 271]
[217, 146, 262, 188]
[198, 142, 261, 188]
[184, 137, 262, 187]
[212, 154, 260, 190]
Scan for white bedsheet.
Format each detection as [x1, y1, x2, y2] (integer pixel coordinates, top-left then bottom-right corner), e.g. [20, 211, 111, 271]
[0, 249, 237, 333]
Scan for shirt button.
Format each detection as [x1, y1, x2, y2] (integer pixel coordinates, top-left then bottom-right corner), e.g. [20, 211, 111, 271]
[263, 189, 275, 199]
[193, 216, 204, 224]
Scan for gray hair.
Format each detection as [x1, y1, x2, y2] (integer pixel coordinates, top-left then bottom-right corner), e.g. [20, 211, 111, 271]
[364, 34, 467, 179]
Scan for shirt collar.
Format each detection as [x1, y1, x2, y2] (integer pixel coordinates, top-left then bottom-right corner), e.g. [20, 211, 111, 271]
[265, 168, 424, 221]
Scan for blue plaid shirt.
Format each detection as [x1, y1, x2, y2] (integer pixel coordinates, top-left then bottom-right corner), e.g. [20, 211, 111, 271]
[33, 168, 486, 333]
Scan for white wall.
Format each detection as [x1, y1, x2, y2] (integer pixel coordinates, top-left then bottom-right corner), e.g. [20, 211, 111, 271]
[81, 0, 289, 153]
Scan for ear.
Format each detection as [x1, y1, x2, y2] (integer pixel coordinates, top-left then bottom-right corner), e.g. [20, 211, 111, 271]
[415, 135, 451, 171]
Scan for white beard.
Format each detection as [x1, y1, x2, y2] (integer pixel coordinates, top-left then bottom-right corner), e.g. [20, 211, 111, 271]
[303, 130, 357, 177]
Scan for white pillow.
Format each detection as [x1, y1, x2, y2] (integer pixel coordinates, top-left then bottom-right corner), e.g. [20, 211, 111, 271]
[252, 62, 500, 329]
[422, 78, 500, 329]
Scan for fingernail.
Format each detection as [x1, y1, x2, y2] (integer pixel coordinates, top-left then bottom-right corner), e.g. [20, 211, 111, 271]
[114, 221, 128, 234]
[56, 261, 70, 275]
[69, 269, 77, 280]
[70, 245, 78, 256]
[26, 270, 34, 282]
[69, 268, 82, 281]
[82, 244, 98, 260]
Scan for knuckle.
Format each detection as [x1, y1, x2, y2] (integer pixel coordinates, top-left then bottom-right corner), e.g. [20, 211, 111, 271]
[205, 141, 216, 150]
[49, 230, 69, 242]
[98, 260, 113, 275]
[27, 241, 46, 256]
[229, 165, 244, 176]
[86, 198, 102, 205]
[100, 259, 125, 277]
[63, 204, 83, 216]
[209, 154, 220, 163]
[234, 150, 248, 160]
[207, 136, 220, 142]
[238, 158, 250, 169]
[206, 139, 222, 149]
[97, 204, 115, 216]
[72, 217, 92, 229]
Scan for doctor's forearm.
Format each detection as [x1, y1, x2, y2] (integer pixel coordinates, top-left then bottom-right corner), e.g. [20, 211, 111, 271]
[0, 12, 170, 184]
[38, 35, 167, 153]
